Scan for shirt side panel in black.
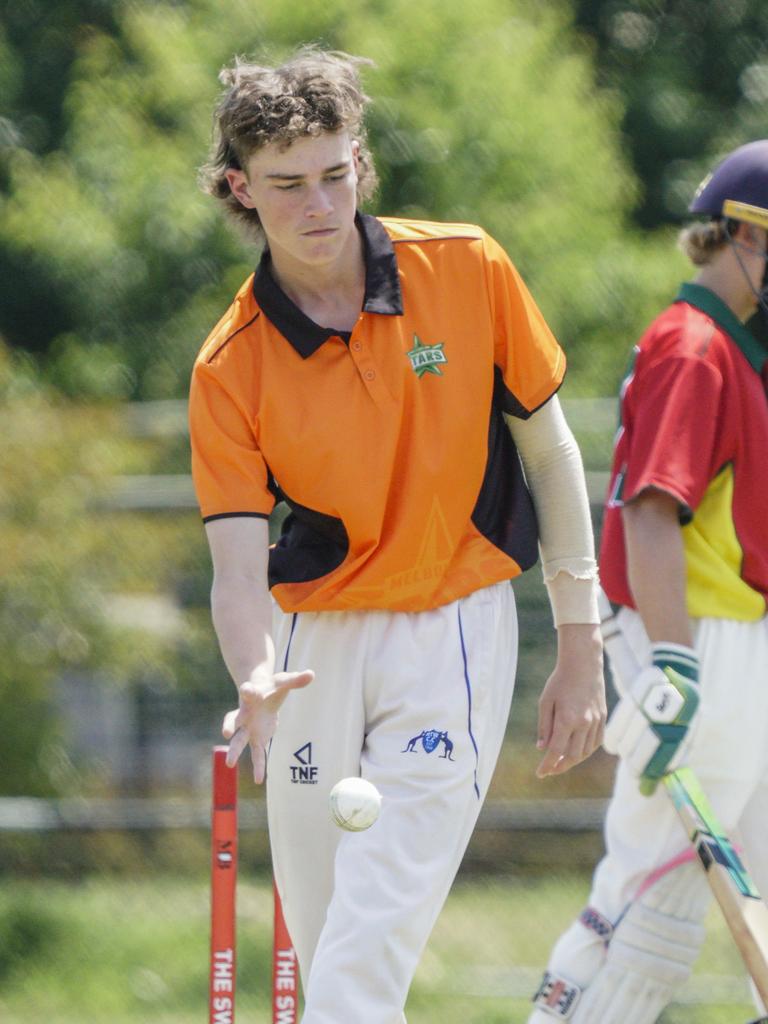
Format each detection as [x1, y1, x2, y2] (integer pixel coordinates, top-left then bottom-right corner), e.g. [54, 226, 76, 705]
[471, 367, 540, 570]
[267, 486, 350, 588]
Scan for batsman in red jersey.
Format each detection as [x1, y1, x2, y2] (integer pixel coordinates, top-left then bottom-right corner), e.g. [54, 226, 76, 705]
[530, 142, 768, 1024]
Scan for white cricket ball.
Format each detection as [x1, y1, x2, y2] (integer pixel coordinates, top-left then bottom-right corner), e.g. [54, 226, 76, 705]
[329, 777, 382, 832]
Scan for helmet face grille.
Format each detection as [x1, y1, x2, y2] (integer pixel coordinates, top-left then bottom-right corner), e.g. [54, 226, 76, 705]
[689, 140, 768, 224]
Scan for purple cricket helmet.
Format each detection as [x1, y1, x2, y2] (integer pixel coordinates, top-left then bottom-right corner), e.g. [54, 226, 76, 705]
[690, 140, 768, 229]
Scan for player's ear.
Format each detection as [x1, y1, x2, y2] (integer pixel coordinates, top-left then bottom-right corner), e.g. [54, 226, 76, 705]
[225, 168, 257, 210]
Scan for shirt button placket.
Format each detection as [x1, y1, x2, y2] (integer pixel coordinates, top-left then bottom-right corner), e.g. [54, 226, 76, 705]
[350, 337, 378, 390]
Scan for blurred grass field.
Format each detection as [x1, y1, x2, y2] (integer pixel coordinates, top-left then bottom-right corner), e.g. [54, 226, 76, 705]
[0, 871, 756, 1023]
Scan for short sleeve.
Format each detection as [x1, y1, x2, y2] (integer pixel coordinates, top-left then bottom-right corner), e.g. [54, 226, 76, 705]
[483, 233, 566, 418]
[189, 361, 275, 522]
[623, 355, 723, 515]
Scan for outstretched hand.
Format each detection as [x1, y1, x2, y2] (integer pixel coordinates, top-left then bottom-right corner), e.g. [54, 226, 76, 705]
[536, 624, 606, 778]
[222, 669, 314, 783]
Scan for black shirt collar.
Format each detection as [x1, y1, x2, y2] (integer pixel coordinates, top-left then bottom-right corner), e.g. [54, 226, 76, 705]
[252, 213, 404, 359]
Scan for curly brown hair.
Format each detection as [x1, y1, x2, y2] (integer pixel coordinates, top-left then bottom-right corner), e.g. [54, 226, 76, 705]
[199, 46, 379, 242]
[677, 219, 730, 266]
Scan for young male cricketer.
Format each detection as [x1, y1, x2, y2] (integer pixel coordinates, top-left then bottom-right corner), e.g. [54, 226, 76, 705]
[529, 141, 768, 1023]
[189, 47, 606, 1024]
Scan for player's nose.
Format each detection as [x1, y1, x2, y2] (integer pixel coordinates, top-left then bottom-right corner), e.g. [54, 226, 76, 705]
[305, 184, 334, 217]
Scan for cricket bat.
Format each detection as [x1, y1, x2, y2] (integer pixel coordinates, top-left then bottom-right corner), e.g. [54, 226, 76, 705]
[598, 591, 768, 1007]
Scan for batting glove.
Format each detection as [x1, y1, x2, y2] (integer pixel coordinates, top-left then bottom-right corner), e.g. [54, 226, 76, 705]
[604, 643, 700, 796]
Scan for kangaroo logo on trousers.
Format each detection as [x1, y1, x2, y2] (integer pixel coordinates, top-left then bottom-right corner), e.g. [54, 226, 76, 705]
[401, 729, 455, 760]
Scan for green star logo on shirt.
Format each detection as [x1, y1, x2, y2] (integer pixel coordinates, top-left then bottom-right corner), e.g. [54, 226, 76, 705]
[407, 335, 447, 378]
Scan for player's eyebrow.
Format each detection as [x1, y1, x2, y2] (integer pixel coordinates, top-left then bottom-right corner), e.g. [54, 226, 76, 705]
[265, 162, 350, 181]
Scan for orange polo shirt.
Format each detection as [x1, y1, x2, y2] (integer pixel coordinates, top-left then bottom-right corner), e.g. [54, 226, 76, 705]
[190, 214, 565, 613]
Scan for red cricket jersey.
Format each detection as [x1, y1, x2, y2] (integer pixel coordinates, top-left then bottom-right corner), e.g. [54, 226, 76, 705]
[600, 283, 768, 620]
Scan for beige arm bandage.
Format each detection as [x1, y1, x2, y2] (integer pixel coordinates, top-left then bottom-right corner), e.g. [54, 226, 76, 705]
[505, 396, 599, 626]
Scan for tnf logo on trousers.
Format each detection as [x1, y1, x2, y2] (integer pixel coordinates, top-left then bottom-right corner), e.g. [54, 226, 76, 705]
[407, 334, 447, 377]
[290, 742, 318, 784]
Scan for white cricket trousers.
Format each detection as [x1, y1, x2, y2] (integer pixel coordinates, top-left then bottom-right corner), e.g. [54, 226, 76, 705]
[528, 609, 768, 1024]
[592, 608, 768, 919]
[266, 581, 518, 1024]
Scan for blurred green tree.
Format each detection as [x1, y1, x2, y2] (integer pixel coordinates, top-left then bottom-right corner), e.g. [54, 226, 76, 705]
[0, 0, 686, 400]
[573, 0, 768, 228]
[2, 1, 722, 803]
[0, 343, 225, 796]
[0, 1, 118, 358]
